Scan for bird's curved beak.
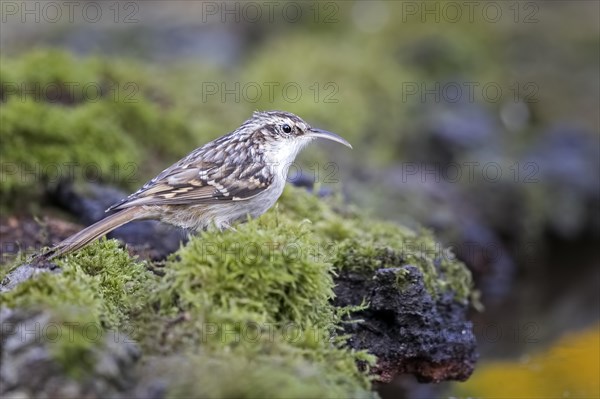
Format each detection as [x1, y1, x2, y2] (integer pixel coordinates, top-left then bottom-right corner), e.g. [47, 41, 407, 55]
[307, 128, 353, 149]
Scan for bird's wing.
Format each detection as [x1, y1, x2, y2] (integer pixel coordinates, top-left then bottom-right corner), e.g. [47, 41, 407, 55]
[107, 160, 273, 211]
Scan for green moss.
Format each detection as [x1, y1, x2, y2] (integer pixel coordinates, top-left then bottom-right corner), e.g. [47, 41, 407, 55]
[2, 239, 154, 329]
[0, 50, 203, 206]
[276, 187, 473, 302]
[45, 309, 104, 379]
[1, 240, 153, 377]
[157, 212, 335, 329]
[0, 100, 140, 194]
[149, 201, 375, 396]
[2, 50, 98, 97]
[167, 350, 375, 399]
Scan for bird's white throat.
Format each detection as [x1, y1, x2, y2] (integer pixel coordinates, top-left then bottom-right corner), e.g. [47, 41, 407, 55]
[263, 136, 313, 181]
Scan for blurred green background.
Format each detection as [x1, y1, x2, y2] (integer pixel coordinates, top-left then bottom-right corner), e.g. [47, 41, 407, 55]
[1, 1, 598, 398]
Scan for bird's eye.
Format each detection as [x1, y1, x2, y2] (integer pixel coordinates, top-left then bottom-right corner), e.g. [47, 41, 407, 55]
[282, 124, 292, 133]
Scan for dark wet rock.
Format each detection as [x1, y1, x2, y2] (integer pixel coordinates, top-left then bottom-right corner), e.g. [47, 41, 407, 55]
[333, 265, 477, 383]
[49, 182, 187, 260]
[0, 308, 141, 399]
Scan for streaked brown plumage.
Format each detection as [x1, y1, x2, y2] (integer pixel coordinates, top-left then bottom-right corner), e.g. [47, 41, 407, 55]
[36, 110, 351, 260]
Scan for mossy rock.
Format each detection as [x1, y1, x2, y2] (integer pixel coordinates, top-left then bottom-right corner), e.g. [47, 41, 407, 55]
[1, 185, 472, 397]
[2, 239, 154, 330]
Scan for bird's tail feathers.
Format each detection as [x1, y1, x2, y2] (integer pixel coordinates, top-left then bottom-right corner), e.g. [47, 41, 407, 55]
[34, 207, 142, 261]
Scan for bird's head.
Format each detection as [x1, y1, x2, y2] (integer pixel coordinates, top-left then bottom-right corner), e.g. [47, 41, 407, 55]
[245, 110, 352, 155]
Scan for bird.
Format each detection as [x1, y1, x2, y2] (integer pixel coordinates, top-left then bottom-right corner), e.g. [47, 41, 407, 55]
[36, 110, 352, 261]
